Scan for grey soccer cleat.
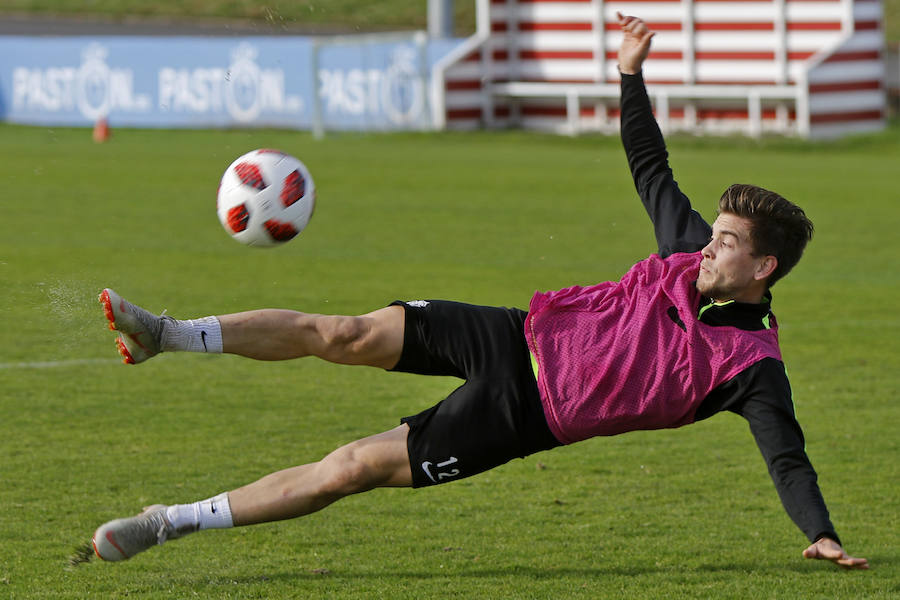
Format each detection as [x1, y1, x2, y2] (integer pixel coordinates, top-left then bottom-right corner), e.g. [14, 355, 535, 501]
[92, 504, 192, 562]
[99, 288, 167, 364]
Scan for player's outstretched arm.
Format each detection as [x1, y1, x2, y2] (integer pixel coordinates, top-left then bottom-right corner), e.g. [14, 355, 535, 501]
[617, 12, 654, 74]
[616, 12, 710, 255]
[803, 537, 869, 570]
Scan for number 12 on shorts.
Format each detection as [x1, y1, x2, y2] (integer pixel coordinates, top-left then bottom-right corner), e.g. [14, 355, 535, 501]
[421, 456, 459, 483]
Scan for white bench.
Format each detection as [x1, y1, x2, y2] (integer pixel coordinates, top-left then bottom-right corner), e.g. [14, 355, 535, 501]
[489, 80, 804, 137]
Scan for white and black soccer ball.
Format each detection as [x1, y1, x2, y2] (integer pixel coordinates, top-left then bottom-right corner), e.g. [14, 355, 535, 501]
[216, 149, 316, 247]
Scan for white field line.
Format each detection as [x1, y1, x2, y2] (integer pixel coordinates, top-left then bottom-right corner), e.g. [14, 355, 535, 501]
[0, 358, 122, 370]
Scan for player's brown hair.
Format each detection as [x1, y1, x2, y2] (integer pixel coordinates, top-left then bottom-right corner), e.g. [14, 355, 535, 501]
[718, 184, 814, 287]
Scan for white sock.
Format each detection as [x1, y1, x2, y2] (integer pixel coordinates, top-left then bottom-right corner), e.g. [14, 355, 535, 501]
[166, 492, 234, 532]
[161, 316, 223, 353]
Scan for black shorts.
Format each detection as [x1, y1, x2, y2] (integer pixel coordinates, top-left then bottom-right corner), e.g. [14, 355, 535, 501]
[390, 300, 561, 488]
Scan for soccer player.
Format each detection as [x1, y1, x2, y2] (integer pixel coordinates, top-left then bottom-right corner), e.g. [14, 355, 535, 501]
[90, 14, 867, 570]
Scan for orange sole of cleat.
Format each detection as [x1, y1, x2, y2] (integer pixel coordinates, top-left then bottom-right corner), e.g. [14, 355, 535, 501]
[115, 338, 135, 364]
[99, 290, 117, 331]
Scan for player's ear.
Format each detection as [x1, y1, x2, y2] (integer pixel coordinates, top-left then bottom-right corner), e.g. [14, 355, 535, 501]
[754, 255, 777, 282]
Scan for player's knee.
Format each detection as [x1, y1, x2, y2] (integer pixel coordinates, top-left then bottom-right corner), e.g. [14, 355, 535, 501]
[316, 444, 380, 497]
[317, 315, 370, 356]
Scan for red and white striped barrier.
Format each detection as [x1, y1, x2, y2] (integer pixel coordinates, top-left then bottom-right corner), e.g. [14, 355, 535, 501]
[432, 0, 886, 138]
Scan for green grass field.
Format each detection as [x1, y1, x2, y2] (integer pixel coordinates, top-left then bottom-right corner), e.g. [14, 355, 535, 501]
[1, 122, 898, 598]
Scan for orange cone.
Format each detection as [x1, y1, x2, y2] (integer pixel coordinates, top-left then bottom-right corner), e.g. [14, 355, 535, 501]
[92, 117, 110, 143]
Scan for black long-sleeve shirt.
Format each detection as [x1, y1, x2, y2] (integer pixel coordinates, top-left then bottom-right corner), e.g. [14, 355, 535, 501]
[619, 71, 839, 545]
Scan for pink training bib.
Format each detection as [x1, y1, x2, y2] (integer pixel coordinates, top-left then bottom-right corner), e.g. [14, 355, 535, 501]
[526, 252, 782, 444]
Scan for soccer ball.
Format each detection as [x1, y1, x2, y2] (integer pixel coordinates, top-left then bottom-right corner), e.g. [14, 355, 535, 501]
[216, 149, 316, 247]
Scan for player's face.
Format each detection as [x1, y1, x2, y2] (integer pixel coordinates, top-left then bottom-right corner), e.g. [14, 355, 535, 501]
[696, 213, 772, 303]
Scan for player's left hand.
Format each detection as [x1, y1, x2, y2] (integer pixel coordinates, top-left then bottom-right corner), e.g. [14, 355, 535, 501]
[616, 12, 654, 75]
[802, 537, 869, 569]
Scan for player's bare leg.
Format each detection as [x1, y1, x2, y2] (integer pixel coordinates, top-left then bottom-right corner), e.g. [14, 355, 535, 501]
[229, 425, 412, 524]
[99, 288, 405, 369]
[218, 305, 405, 368]
[91, 425, 412, 562]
